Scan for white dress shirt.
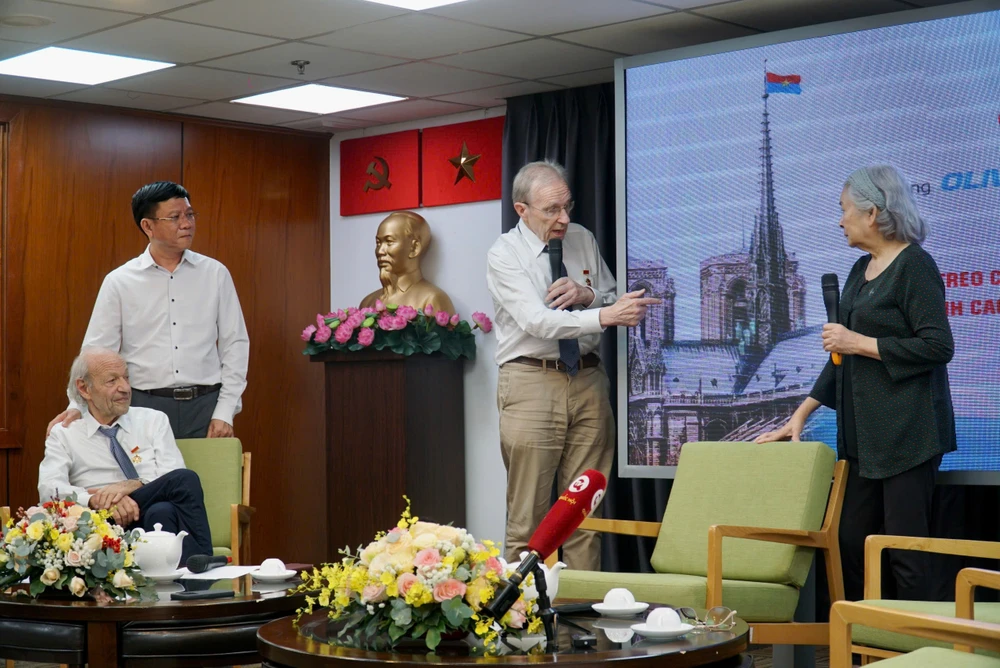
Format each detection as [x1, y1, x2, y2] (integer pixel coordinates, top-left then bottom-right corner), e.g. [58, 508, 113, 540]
[38, 407, 186, 508]
[75, 246, 250, 425]
[487, 221, 617, 365]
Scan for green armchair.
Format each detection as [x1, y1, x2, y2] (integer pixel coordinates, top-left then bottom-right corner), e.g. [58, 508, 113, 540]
[557, 441, 847, 647]
[175, 438, 254, 565]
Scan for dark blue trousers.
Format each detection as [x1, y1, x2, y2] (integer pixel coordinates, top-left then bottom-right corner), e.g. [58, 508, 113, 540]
[128, 468, 213, 565]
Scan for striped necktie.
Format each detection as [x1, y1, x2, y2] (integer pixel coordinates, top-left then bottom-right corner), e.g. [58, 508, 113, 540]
[98, 424, 140, 480]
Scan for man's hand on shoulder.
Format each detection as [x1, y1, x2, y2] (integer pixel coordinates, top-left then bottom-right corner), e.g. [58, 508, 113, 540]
[546, 277, 595, 311]
[599, 289, 661, 328]
[47, 409, 82, 437]
[207, 419, 234, 438]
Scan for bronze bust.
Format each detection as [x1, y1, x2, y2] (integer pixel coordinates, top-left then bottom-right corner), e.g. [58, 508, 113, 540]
[360, 211, 456, 315]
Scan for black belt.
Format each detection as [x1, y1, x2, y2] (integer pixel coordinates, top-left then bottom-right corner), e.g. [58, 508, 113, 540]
[135, 384, 221, 401]
[507, 353, 601, 372]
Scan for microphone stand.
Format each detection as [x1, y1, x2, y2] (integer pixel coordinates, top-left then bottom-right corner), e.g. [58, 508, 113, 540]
[531, 560, 558, 648]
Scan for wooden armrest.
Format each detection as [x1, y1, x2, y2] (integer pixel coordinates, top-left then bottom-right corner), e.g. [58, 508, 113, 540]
[237, 504, 255, 524]
[830, 600, 1000, 667]
[580, 517, 661, 538]
[864, 536, 1000, 599]
[706, 524, 828, 607]
[955, 568, 1000, 652]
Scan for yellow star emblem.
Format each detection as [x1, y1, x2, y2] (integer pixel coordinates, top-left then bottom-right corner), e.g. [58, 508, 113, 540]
[448, 141, 481, 184]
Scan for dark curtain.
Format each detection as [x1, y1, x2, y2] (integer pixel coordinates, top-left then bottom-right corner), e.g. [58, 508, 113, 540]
[502, 83, 669, 573]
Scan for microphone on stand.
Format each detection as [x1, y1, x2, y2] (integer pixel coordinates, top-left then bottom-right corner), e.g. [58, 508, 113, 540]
[481, 469, 607, 642]
[821, 273, 842, 366]
[547, 238, 563, 285]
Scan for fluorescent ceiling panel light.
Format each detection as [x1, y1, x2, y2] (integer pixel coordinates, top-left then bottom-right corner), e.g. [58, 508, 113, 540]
[0, 47, 173, 85]
[359, 0, 470, 9]
[232, 84, 404, 114]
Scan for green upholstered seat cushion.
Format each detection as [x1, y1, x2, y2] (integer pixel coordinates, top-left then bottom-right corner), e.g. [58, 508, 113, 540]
[871, 647, 1000, 667]
[556, 570, 799, 622]
[651, 441, 835, 587]
[853, 600, 1000, 657]
[175, 438, 243, 550]
[213, 547, 232, 558]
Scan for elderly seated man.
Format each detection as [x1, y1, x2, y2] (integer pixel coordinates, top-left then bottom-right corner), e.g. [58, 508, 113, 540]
[38, 347, 213, 564]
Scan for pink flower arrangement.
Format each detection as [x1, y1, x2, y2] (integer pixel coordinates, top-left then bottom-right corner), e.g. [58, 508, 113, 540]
[301, 301, 493, 361]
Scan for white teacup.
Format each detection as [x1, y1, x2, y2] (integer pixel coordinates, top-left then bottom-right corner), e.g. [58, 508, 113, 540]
[603, 587, 636, 607]
[259, 558, 287, 574]
[646, 607, 683, 630]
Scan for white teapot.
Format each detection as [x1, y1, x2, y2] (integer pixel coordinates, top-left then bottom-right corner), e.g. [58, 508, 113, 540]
[131, 523, 188, 575]
[508, 551, 567, 602]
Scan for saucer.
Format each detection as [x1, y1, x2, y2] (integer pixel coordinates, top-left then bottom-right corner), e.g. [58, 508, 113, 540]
[592, 602, 649, 617]
[142, 569, 185, 583]
[630, 622, 694, 640]
[251, 568, 298, 583]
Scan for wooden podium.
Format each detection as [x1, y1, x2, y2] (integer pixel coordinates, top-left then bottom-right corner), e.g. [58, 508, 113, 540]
[312, 350, 467, 555]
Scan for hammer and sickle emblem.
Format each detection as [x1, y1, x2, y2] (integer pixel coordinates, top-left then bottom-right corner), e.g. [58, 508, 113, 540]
[363, 156, 391, 192]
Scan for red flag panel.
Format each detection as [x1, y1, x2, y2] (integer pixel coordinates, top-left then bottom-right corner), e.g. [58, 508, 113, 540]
[340, 129, 420, 216]
[421, 117, 504, 207]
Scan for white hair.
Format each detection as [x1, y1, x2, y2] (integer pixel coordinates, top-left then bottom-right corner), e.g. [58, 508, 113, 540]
[67, 347, 121, 405]
[844, 164, 928, 244]
[512, 161, 567, 206]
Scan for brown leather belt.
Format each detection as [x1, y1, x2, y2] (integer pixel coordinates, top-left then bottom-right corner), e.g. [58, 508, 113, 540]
[507, 353, 601, 372]
[135, 384, 222, 401]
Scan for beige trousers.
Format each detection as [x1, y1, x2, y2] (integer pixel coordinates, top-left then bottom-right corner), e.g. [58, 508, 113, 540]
[497, 363, 615, 571]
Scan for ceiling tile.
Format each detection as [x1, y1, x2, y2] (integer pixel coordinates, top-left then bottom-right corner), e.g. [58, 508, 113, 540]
[64, 17, 280, 63]
[559, 12, 756, 55]
[0, 0, 134, 44]
[638, 0, 732, 8]
[310, 13, 527, 60]
[202, 42, 405, 80]
[0, 73, 83, 96]
[38, 0, 204, 13]
[540, 67, 613, 88]
[433, 80, 560, 107]
[162, 0, 405, 40]
[903, 0, 970, 4]
[694, 0, 910, 32]
[432, 38, 616, 80]
[331, 98, 475, 124]
[427, 0, 671, 36]
[109, 65, 298, 99]
[278, 115, 368, 131]
[172, 101, 316, 125]
[0, 38, 37, 59]
[52, 85, 202, 110]
[323, 61, 517, 98]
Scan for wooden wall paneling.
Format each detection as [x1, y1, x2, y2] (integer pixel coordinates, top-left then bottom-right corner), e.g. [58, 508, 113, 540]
[2, 102, 182, 509]
[180, 123, 329, 565]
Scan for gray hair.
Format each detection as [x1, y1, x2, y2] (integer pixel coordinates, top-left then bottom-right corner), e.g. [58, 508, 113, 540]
[67, 347, 120, 405]
[512, 161, 568, 205]
[844, 165, 928, 244]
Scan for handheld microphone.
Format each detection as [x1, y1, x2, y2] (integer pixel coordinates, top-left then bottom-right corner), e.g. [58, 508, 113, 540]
[821, 273, 842, 366]
[482, 469, 607, 622]
[547, 238, 563, 285]
[186, 554, 230, 574]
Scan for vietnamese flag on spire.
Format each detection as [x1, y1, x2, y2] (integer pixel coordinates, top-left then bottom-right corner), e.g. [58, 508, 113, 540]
[765, 72, 802, 94]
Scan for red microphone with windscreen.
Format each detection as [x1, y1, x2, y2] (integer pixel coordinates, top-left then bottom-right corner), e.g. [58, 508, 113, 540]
[527, 469, 607, 560]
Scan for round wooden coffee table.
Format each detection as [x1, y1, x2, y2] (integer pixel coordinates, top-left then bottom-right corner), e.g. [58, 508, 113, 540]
[0, 575, 305, 667]
[257, 605, 750, 667]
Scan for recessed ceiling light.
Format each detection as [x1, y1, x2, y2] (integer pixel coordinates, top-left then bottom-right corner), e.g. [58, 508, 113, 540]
[0, 14, 54, 27]
[359, 0, 470, 10]
[0, 47, 173, 85]
[232, 84, 404, 115]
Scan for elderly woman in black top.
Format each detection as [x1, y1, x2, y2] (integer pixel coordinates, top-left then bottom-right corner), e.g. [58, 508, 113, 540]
[757, 164, 956, 602]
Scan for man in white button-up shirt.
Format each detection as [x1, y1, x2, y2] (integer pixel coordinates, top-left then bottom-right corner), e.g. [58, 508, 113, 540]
[48, 182, 249, 440]
[487, 161, 658, 570]
[39, 348, 213, 565]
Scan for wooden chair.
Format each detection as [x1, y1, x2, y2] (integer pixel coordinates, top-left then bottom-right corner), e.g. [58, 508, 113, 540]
[558, 441, 847, 648]
[831, 569, 1000, 667]
[174, 437, 254, 565]
[851, 536, 1000, 663]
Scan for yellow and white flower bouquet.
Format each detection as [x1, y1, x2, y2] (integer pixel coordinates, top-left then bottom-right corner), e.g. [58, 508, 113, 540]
[296, 501, 541, 652]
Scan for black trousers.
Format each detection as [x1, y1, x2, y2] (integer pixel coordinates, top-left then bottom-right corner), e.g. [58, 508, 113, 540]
[840, 454, 943, 602]
[128, 469, 214, 565]
[131, 389, 219, 439]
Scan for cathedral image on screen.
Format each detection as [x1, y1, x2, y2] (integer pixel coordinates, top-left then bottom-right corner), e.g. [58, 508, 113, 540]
[627, 88, 825, 467]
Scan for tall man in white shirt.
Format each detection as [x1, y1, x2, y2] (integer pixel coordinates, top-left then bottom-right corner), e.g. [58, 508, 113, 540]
[39, 348, 213, 564]
[487, 161, 658, 570]
[48, 181, 250, 439]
